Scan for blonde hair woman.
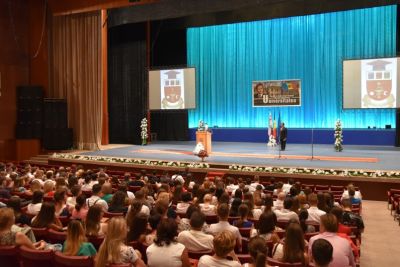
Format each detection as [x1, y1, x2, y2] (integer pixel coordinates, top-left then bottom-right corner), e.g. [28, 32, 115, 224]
[96, 217, 145, 267]
[63, 220, 96, 256]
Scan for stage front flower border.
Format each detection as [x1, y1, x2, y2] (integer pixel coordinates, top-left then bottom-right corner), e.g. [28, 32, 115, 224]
[51, 153, 400, 179]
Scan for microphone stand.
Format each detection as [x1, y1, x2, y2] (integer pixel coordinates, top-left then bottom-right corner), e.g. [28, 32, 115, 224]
[310, 127, 319, 161]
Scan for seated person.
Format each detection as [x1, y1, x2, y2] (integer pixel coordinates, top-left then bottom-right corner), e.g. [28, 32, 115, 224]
[311, 239, 334, 267]
[71, 194, 89, 221]
[177, 211, 214, 252]
[274, 197, 299, 222]
[31, 202, 63, 231]
[198, 230, 241, 267]
[199, 194, 216, 215]
[108, 191, 128, 214]
[176, 192, 192, 214]
[341, 199, 365, 232]
[27, 191, 43, 215]
[245, 236, 269, 267]
[85, 205, 108, 236]
[0, 208, 46, 249]
[96, 217, 145, 267]
[233, 204, 254, 228]
[63, 220, 96, 256]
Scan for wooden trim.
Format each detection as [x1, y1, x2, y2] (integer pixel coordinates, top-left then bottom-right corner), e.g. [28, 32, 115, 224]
[101, 9, 109, 145]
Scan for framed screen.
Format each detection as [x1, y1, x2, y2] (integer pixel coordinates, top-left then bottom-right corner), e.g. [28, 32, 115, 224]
[343, 57, 400, 109]
[149, 67, 196, 110]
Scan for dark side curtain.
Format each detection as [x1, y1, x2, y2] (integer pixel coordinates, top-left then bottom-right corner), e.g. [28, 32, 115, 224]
[150, 111, 189, 141]
[108, 23, 147, 144]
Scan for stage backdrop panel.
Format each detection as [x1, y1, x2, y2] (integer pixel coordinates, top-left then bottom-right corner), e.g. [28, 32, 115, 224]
[187, 5, 396, 129]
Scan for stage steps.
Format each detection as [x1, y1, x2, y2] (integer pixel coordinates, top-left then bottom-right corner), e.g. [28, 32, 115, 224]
[25, 154, 51, 165]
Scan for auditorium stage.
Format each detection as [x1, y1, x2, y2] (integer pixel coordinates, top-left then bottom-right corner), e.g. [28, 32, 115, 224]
[78, 141, 400, 172]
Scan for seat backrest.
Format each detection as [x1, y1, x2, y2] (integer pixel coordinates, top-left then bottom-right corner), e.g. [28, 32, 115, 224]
[47, 229, 67, 244]
[87, 235, 104, 250]
[19, 246, 54, 267]
[267, 257, 303, 267]
[237, 254, 252, 264]
[276, 220, 290, 229]
[205, 215, 218, 224]
[106, 264, 132, 267]
[31, 227, 48, 242]
[238, 227, 251, 238]
[0, 245, 19, 267]
[188, 250, 213, 260]
[54, 251, 94, 267]
[104, 212, 124, 218]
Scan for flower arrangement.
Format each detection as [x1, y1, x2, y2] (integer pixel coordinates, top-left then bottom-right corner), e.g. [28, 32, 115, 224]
[140, 118, 148, 145]
[267, 135, 277, 147]
[334, 119, 343, 152]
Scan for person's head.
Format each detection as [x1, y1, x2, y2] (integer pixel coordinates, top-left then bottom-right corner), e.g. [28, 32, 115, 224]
[92, 184, 102, 195]
[148, 213, 162, 231]
[127, 213, 149, 242]
[258, 211, 276, 234]
[30, 180, 42, 192]
[218, 192, 230, 205]
[283, 197, 293, 210]
[70, 185, 82, 197]
[64, 220, 87, 256]
[190, 211, 206, 230]
[110, 191, 126, 208]
[0, 208, 15, 231]
[308, 193, 318, 206]
[75, 194, 87, 212]
[54, 189, 67, 204]
[297, 194, 308, 207]
[85, 205, 104, 236]
[264, 193, 273, 211]
[281, 122, 285, 128]
[154, 218, 178, 246]
[330, 206, 343, 223]
[255, 83, 264, 95]
[217, 203, 230, 220]
[289, 186, 298, 197]
[312, 239, 333, 267]
[283, 221, 306, 264]
[248, 236, 268, 267]
[320, 214, 338, 233]
[203, 193, 212, 203]
[238, 204, 249, 219]
[8, 196, 22, 213]
[213, 230, 236, 257]
[181, 192, 192, 203]
[349, 188, 355, 198]
[234, 188, 243, 199]
[277, 192, 286, 201]
[185, 204, 200, 219]
[96, 217, 128, 267]
[341, 198, 352, 209]
[43, 180, 55, 193]
[32, 202, 56, 228]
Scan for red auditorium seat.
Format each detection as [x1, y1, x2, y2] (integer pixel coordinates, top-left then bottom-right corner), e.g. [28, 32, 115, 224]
[31, 227, 48, 242]
[106, 264, 132, 267]
[238, 227, 251, 238]
[188, 250, 213, 260]
[330, 185, 344, 192]
[315, 185, 329, 192]
[267, 257, 303, 267]
[0, 245, 19, 267]
[237, 254, 252, 264]
[19, 246, 54, 267]
[87, 235, 104, 250]
[47, 229, 67, 244]
[304, 232, 319, 241]
[54, 251, 94, 267]
[205, 215, 218, 224]
[129, 186, 141, 193]
[104, 211, 124, 218]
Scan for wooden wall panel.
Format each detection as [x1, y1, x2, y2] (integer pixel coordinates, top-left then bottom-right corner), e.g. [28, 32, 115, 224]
[0, 0, 29, 160]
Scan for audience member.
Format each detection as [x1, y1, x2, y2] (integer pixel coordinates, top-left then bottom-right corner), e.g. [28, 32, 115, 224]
[85, 205, 107, 236]
[27, 190, 43, 215]
[307, 193, 326, 223]
[177, 211, 214, 252]
[127, 213, 149, 243]
[309, 214, 355, 267]
[341, 199, 365, 232]
[245, 236, 269, 267]
[198, 230, 241, 267]
[108, 191, 128, 213]
[312, 239, 333, 267]
[250, 211, 280, 244]
[71, 194, 89, 221]
[146, 218, 191, 267]
[86, 184, 109, 212]
[31, 202, 63, 231]
[233, 204, 253, 228]
[96, 217, 145, 267]
[274, 197, 299, 221]
[63, 220, 96, 256]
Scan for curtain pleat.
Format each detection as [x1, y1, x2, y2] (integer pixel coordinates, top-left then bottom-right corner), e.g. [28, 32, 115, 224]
[49, 12, 102, 150]
[187, 5, 397, 129]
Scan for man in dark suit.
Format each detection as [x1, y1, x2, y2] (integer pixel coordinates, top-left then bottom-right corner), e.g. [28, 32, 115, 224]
[280, 122, 287, 151]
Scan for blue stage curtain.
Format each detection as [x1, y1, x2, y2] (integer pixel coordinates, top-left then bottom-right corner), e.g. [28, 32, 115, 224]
[187, 6, 397, 129]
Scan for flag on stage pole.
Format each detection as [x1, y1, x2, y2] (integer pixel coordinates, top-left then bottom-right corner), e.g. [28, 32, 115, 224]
[268, 113, 273, 137]
[277, 111, 281, 142]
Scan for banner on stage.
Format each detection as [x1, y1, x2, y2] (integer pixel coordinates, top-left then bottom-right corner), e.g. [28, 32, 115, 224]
[252, 79, 301, 107]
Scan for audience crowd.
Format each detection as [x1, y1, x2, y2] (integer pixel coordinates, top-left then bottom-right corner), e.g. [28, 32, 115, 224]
[0, 162, 364, 267]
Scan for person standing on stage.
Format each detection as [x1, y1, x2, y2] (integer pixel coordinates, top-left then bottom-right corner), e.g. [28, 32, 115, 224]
[280, 123, 287, 151]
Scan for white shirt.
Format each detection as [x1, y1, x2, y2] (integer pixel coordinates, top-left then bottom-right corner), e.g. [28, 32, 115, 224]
[307, 206, 326, 223]
[208, 221, 241, 241]
[273, 199, 284, 210]
[282, 183, 292, 194]
[126, 204, 150, 216]
[199, 203, 216, 215]
[226, 184, 239, 193]
[177, 230, 214, 251]
[274, 209, 299, 221]
[198, 255, 241, 267]
[249, 182, 264, 193]
[171, 174, 185, 185]
[146, 242, 185, 267]
[176, 202, 190, 214]
[341, 190, 362, 201]
[127, 191, 135, 201]
[27, 203, 42, 215]
[86, 195, 108, 212]
[252, 208, 263, 220]
[66, 196, 77, 207]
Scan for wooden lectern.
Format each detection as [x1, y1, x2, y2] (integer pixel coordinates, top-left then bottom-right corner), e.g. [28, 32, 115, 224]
[196, 131, 212, 154]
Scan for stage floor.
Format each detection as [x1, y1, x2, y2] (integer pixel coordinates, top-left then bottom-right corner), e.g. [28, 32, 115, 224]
[80, 141, 400, 171]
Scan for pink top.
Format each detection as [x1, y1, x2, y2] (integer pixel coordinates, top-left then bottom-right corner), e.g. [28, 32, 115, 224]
[309, 232, 356, 267]
[71, 207, 89, 221]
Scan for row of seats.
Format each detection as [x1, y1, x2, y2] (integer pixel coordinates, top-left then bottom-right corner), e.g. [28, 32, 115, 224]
[387, 188, 400, 225]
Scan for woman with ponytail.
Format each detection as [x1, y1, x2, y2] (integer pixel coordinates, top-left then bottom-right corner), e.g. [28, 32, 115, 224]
[71, 194, 88, 221]
[245, 236, 269, 267]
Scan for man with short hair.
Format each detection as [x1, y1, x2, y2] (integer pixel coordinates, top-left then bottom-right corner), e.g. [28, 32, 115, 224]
[274, 197, 299, 221]
[86, 183, 108, 212]
[309, 214, 355, 267]
[207, 203, 242, 249]
[178, 211, 214, 252]
[273, 191, 286, 210]
[341, 199, 365, 232]
[312, 239, 333, 267]
[307, 193, 326, 223]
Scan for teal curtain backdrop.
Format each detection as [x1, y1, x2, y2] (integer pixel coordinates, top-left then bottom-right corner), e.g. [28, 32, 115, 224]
[187, 6, 397, 128]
